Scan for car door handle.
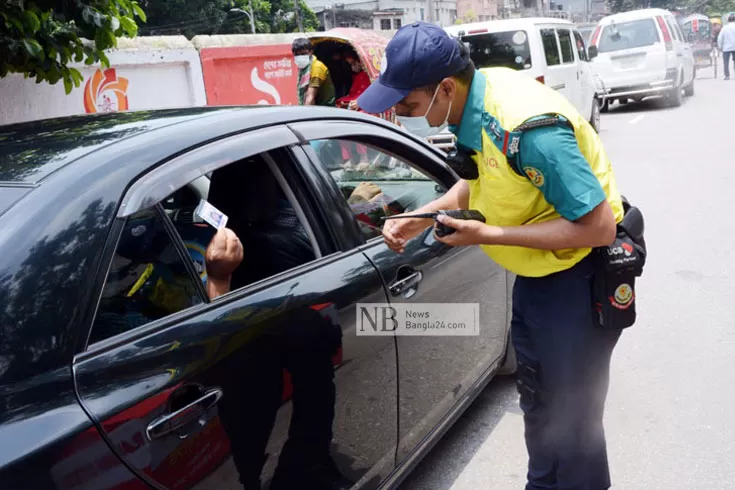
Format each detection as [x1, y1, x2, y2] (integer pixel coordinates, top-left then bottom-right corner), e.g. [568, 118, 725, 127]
[389, 270, 423, 298]
[146, 388, 223, 441]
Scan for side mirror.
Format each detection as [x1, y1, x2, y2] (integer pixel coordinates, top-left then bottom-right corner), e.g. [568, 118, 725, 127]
[588, 45, 599, 59]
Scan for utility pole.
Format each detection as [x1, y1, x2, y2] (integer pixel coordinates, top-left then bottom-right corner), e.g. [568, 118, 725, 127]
[248, 0, 256, 33]
[294, 0, 304, 32]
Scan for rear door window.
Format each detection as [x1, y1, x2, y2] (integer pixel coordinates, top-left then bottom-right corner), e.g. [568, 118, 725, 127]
[598, 18, 661, 53]
[462, 30, 532, 70]
[541, 28, 561, 66]
[557, 28, 575, 63]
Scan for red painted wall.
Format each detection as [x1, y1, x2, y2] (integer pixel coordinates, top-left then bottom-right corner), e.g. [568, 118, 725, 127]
[199, 44, 298, 106]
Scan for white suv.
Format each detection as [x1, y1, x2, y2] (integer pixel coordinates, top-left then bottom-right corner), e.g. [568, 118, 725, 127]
[589, 8, 695, 110]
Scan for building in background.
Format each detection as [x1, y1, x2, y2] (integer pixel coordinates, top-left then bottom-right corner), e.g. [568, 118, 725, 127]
[456, 0, 502, 23]
[306, 0, 458, 32]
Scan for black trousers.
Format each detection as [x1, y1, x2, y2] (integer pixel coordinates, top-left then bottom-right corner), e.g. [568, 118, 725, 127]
[512, 257, 622, 490]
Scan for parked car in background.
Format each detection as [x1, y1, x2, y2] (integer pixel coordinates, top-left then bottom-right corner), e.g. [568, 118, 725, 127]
[427, 18, 602, 151]
[0, 107, 515, 490]
[588, 8, 696, 110]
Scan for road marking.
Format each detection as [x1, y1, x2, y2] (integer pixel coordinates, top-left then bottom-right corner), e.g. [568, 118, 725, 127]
[629, 115, 645, 125]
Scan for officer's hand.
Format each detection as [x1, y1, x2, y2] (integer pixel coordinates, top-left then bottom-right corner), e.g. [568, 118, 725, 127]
[433, 214, 497, 246]
[206, 228, 244, 281]
[383, 215, 433, 253]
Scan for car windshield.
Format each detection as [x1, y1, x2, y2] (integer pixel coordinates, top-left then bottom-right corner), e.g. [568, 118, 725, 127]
[461, 30, 532, 70]
[598, 19, 661, 53]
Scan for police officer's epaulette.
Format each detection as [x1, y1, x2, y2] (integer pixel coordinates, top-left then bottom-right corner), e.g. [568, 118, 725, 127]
[507, 113, 575, 178]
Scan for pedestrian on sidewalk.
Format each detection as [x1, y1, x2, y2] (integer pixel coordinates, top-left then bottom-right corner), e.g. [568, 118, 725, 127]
[359, 22, 629, 490]
[717, 14, 735, 79]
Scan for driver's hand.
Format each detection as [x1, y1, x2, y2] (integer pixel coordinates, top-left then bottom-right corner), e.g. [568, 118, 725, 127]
[206, 228, 244, 281]
[348, 100, 358, 111]
[382, 215, 433, 253]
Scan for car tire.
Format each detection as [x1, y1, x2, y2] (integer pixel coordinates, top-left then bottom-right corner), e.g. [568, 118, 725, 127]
[600, 98, 610, 113]
[498, 333, 517, 376]
[589, 97, 601, 133]
[666, 79, 683, 107]
[684, 70, 695, 97]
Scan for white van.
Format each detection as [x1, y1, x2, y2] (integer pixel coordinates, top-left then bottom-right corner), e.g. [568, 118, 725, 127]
[449, 19, 600, 125]
[426, 18, 602, 150]
[588, 8, 695, 109]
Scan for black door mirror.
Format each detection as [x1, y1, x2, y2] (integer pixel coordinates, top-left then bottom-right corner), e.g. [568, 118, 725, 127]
[588, 45, 599, 59]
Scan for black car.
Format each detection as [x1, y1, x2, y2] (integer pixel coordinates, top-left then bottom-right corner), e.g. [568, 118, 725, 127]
[0, 107, 515, 490]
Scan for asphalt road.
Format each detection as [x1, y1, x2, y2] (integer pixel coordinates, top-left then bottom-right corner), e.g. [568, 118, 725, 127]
[400, 69, 735, 490]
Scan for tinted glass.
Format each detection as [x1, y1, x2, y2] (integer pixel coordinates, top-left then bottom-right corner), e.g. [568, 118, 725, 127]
[309, 139, 440, 240]
[541, 29, 561, 66]
[464, 30, 533, 70]
[598, 19, 660, 53]
[558, 29, 575, 63]
[90, 208, 203, 344]
[0, 110, 210, 184]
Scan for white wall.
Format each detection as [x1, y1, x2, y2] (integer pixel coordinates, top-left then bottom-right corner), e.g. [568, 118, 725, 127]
[0, 36, 206, 126]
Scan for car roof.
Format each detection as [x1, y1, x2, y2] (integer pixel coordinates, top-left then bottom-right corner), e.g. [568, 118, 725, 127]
[445, 17, 574, 35]
[598, 8, 672, 23]
[0, 106, 398, 186]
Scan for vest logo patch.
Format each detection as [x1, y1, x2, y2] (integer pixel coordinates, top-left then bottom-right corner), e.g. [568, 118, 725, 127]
[524, 166, 545, 187]
[486, 157, 498, 168]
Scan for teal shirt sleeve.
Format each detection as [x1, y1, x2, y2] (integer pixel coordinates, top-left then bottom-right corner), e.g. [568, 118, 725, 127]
[518, 124, 607, 222]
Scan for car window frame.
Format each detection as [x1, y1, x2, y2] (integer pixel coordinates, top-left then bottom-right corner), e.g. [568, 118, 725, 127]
[556, 28, 575, 64]
[81, 127, 336, 354]
[288, 120, 457, 249]
[540, 27, 562, 67]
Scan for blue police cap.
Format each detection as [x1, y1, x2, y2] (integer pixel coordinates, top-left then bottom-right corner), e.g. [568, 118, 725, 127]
[358, 22, 469, 114]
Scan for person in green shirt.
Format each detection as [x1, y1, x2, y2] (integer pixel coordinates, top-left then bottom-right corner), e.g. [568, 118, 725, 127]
[292, 38, 336, 106]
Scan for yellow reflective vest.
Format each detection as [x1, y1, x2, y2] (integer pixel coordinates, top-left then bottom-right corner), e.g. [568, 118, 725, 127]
[467, 67, 624, 278]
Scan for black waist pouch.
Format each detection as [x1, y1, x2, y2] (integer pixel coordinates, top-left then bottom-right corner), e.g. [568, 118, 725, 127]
[592, 197, 647, 330]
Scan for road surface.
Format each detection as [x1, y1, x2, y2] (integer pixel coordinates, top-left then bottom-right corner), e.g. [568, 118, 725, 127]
[400, 70, 735, 490]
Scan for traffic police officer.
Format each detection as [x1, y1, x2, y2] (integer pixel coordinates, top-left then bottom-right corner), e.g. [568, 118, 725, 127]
[358, 22, 625, 490]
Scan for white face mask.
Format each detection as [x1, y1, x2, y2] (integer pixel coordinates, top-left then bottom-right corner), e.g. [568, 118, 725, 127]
[396, 85, 452, 139]
[294, 54, 312, 69]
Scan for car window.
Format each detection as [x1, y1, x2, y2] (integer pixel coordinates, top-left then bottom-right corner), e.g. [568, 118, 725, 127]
[90, 153, 318, 345]
[462, 30, 532, 70]
[90, 208, 204, 345]
[557, 29, 575, 63]
[309, 139, 442, 241]
[573, 30, 589, 61]
[541, 29, 561, 66]
[597, 19, 660, 53]
[665, 17, 680, 41]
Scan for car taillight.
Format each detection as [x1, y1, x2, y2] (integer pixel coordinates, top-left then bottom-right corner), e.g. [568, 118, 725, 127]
[535, 75, 545, 84]
[590, 25, 602, 46]
[656, 16, 673, 51]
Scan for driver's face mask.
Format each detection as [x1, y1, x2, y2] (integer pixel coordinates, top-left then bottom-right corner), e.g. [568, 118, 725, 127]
[446, 146, 479, 180]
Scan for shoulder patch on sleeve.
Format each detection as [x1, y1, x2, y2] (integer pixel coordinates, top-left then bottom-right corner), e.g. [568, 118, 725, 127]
[523, 166, 545, 187]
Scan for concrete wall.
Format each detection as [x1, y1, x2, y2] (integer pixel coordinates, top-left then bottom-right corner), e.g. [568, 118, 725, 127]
[0, 36, 206, 125]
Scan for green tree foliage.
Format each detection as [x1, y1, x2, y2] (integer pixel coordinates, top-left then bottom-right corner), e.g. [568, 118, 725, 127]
[139, 0, 318, 36]
[0, 0, 146, 93]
